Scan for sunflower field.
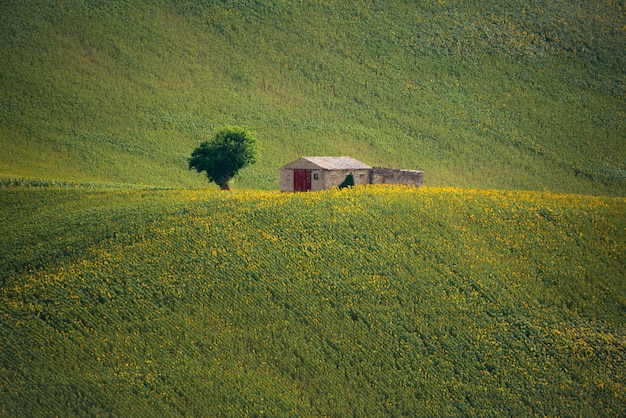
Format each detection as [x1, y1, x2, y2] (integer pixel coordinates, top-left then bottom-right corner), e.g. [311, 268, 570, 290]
[1, 185, 624, 416]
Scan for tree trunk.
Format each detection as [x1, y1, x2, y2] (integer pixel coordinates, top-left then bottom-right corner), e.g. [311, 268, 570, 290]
[219, 179, 231, 190]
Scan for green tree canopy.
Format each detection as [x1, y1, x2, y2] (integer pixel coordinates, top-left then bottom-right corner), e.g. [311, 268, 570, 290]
[188, 126, 258, 190]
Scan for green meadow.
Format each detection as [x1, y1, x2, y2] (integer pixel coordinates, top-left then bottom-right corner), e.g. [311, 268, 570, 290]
[1, 0, 624, 193]
[1, 0, 625, 416]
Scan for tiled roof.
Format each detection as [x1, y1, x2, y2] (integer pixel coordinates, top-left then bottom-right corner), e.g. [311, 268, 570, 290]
[301, 156, 372, 170]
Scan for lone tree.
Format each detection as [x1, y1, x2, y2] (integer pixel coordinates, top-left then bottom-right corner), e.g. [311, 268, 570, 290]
[188, 126, 258, 190]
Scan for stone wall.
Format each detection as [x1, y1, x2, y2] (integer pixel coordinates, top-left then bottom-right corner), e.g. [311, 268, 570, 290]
[370, 168, 423, 187]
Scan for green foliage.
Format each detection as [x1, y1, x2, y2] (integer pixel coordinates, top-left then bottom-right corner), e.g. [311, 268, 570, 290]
[188, 126, 258, 190]
[338, 173, 355, 189]
[1, 186, 624, 416]
[0, 0, 624, 194]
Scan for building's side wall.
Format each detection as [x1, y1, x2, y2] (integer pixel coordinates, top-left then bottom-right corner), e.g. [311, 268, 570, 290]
[371, 168, 423, 187]
[311, 169, 325, 191]
[279, 168, 294, 192]
[353, 170, 371, 187]
[321, 169, 371, 189]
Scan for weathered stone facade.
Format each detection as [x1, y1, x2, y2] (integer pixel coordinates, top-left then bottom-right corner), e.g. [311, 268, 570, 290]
[370, 168, 424, 187]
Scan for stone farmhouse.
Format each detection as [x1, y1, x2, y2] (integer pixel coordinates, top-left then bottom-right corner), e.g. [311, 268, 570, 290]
[279, 156, 423, 192]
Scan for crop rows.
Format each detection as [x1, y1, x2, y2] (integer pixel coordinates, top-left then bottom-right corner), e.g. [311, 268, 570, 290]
[1, 186, 625, 416]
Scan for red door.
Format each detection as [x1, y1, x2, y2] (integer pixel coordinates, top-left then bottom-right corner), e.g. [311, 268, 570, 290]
[293, 169, 312, 192]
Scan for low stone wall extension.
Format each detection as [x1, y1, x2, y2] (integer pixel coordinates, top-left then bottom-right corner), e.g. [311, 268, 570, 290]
[370, 168, 424, 187]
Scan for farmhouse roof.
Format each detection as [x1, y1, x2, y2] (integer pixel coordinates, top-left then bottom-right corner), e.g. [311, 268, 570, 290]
[296, 156, 372, 170]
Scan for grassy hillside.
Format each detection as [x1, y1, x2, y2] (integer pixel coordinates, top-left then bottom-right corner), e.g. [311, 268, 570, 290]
[1, 0, 624, 194]
[1, 186, 624, 416]
[1, 0, 625, 415]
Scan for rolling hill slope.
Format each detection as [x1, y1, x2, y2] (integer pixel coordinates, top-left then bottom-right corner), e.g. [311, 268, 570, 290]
[1, 1, 625, 416]
[1, 186, 625, 416]
[1, 0, 624, 194]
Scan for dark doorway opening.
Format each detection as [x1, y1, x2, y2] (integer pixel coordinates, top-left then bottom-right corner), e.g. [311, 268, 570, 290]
[293, 169, 312, 192]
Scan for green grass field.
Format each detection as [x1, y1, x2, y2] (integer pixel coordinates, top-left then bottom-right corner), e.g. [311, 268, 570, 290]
[1, 0, 625, 415]
[1, 186, 625, 416]
[1, 0, 624, 194]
